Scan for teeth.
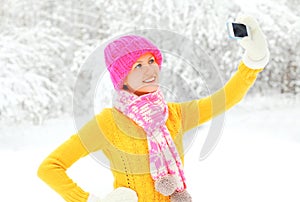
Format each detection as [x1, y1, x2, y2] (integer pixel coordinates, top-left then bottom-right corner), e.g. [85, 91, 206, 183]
[143, 77, 155, 83]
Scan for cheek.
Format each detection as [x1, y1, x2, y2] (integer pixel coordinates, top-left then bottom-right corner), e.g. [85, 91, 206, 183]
[154, 65, 160, 75]
[148, 64, 159, 74]
[126, 72, 143, 88]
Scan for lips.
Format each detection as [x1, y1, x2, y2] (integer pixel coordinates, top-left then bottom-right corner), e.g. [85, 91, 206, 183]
[143, 76, 156, 83]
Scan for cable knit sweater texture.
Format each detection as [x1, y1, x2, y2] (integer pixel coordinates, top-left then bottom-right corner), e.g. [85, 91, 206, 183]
[37, 62, 263, 202]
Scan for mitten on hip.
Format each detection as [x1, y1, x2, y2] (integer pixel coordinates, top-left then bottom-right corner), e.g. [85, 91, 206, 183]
[88, 187, 138, 202]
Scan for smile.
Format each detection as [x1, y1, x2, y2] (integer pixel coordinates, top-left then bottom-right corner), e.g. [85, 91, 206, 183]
[143, 76, 156, 83]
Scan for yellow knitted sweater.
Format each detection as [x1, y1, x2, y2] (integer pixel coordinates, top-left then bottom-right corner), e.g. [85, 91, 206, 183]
[37, 63, 262, 202]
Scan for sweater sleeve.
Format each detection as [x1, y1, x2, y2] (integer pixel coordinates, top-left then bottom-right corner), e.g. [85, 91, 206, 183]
[37, 115, 107, 202]
[180, 62, 263, 133]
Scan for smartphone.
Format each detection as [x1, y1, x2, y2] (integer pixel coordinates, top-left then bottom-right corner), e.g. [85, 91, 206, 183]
[227, 22, 251, 39]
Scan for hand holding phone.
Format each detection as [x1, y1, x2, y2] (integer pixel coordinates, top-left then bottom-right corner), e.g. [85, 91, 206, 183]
[228, 16, 270, 69]
[227, 22, 251, 39]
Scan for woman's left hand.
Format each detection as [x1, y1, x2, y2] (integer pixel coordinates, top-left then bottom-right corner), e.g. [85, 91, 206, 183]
[236, 15, 270, 69]
[88, 187, 138, 202]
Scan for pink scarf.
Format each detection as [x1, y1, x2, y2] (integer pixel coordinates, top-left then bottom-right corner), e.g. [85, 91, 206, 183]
[113, 88, 186, 191]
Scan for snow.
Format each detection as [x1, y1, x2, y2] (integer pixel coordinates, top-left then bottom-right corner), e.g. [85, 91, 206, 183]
[1, 0, 300, 124]
[1, 98, 299, 202]
[1, 0, 299, 201]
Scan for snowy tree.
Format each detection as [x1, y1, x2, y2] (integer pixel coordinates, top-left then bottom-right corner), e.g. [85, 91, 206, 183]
[0, 0, 299, 125]
[252, 1, 300, 95]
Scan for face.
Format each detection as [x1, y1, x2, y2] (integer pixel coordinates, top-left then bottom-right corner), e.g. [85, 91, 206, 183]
[123, 52, 160, 96]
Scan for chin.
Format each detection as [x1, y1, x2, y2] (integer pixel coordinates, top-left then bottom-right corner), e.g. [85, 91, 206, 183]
[135, 84, 159, 95]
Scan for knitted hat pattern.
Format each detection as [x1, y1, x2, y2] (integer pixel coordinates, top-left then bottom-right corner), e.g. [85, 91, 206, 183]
[104, 35, 163, 90]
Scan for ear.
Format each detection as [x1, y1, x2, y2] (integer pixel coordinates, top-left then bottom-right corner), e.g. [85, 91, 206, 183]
[123, 84, 129, 90]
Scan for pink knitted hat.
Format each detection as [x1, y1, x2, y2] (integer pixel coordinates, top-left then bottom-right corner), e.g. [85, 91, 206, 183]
[104, 35, 163, 90]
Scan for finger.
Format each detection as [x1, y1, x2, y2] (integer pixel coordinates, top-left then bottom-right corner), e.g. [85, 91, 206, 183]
[236, 15, 259, 31]
[237, 34, 252, 47]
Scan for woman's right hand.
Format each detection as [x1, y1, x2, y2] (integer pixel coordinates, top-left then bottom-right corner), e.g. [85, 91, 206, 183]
[88, 187, 138, 202]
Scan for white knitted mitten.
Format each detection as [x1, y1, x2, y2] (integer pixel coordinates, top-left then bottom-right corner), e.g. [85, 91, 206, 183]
[88, 187, 138, 202]
[236, 15, 270, 69]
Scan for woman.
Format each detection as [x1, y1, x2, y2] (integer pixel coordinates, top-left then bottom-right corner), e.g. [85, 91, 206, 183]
[37, 16, 270, 202]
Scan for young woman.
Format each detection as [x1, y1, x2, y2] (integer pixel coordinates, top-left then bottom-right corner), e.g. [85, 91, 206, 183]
[37, 16, 270, 202]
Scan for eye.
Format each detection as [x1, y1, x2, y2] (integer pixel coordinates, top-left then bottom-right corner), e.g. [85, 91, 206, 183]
[134, 64, 142, 69]
[148, 58, 155, 64]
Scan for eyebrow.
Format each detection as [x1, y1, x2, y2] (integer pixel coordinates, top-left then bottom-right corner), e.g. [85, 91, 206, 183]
[135, 56, 154, 63]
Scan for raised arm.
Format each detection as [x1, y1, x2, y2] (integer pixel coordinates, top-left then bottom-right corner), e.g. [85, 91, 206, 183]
[180, 62, 262, 132]
[180, 16, 270, 133]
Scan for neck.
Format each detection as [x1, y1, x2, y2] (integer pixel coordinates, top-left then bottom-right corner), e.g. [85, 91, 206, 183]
[125, 88, 158, 96]
[134, 90, 154, 96]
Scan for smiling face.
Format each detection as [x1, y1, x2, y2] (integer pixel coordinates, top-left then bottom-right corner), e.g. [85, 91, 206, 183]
[123, 52, 160, 96]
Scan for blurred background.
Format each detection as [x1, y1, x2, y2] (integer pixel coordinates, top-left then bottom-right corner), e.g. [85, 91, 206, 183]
[0, 0, 299, 125]
[0, 0, 300, 201]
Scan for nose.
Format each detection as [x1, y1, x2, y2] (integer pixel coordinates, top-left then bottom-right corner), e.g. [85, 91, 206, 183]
[142, 64, 153, 74]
